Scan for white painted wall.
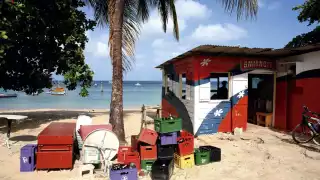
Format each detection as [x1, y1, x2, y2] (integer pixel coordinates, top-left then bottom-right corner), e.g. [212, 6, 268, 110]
[278, 50, 320, 75]
[193, 69, 274, 134]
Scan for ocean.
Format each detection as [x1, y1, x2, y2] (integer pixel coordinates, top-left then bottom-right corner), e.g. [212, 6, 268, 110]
[0, 81, 162, 110]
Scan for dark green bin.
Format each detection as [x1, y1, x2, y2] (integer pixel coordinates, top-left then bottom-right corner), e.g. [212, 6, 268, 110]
[194, 148, 210, 165]
[141, 160, 156, 172]
[154, 117, 182, 133]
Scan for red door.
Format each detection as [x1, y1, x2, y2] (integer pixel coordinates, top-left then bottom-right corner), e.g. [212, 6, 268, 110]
[274, 79, 288, 130]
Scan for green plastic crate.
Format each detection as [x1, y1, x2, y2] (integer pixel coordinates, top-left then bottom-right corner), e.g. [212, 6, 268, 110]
[141, 159, 156, 172]
[154, 117, 182, 133]
[194, 148, 210, 165]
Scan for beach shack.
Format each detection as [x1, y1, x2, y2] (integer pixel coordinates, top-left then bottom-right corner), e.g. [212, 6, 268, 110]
[155, 45, 320, 136]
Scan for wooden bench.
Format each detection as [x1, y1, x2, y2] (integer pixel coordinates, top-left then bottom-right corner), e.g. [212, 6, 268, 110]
[256, 112, 272, 127]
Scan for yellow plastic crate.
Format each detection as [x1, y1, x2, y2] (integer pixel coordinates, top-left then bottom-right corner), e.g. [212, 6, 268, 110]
[174, 153, 194, 169]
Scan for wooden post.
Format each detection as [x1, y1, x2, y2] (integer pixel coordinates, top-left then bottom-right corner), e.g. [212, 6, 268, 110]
[140, 104, 146, 133]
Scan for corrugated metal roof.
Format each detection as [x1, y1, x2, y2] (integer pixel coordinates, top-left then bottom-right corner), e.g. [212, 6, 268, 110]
[155, 44, 320, 68]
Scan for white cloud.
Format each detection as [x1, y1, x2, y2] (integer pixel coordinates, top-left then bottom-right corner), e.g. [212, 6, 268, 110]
[190, 23, 248, 42]
[141, 0, 211, 37]
[175, 0, 212, 20]
[96, 42, 109, 57]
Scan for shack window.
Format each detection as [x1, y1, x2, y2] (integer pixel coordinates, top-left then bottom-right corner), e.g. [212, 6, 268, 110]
[166, 74, 173, 93]
[180, 74, 187, 99]
[210, 73, 229, 100]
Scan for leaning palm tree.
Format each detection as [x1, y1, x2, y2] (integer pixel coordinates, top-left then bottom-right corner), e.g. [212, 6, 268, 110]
[85, 0, 258, 143]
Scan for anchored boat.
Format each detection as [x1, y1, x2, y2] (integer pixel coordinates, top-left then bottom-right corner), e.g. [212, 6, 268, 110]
[0, 93, 17, 98]
[49, 87, 66, 95]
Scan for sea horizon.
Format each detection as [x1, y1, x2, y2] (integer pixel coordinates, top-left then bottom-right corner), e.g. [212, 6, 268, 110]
[0, 80, 163, 110]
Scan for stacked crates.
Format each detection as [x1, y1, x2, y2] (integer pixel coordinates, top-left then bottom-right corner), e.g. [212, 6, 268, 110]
[114, 115, 222, 180]
[174, 130, 195, 169]
[138, 128, 158, 172]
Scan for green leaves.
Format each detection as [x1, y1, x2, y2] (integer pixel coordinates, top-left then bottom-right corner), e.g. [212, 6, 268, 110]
[293, 0, 320, 26]
[285, 0, 320, 48]
[0, 0, 96, 96]
[285, 26, 320, 48]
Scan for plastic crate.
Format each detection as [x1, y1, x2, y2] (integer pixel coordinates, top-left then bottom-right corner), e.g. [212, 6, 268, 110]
[159, 132, 177, 145]
[138, 128, 158, 145]
[141, 159, 156, 172]
[131, 135, 139, 151]
[151, 159, 174, 180]
[177, 131, 194, 156]
[140, 145, 157, 160]
[199, 146, 221, 162]
[194, 148, 210, 165]
[157, 144, 175, 160]
[20, 144, 37, 172]
[118, 151, 141, 170]
[117, 146, 133, 162]
[154, 117, 182, 133]
[174, 153, 194, 169]
[110, 163, 138, 180]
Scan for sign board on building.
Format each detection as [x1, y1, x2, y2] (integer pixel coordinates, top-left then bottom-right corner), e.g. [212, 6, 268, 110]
[241, 59, 275, 71]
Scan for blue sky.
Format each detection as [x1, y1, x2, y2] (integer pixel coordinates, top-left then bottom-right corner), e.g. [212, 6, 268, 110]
[75, 0, 316, 81]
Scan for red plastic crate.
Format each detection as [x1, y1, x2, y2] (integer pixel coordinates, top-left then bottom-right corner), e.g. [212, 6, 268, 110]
[140, 145, 157, 160]
[131, 135, 139, 151]
[117, 146, 133, 162]
[177, 131, 194, 156]
[118, 151, 141, 170]
[138, 128, 158, 145]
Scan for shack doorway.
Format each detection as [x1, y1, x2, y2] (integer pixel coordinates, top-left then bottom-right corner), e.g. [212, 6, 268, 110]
[248, 73, 274, 125]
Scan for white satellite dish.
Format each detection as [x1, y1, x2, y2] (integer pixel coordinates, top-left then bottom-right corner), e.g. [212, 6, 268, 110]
[82, 129, 119, 173]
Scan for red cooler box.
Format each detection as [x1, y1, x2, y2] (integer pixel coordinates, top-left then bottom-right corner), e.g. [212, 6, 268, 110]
[36, 122, 76, 170]
[79, 124, 113, 140]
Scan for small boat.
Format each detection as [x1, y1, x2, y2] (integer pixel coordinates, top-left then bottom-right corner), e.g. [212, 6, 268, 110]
[108, 81, 112, 84]
[94, 83, 98, 87]
[49, 87, 66, 95]
[135, 82, 141, 86]
[0, 93, 17, 98]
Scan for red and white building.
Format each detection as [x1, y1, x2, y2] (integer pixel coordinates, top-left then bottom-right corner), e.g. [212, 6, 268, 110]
[156, 45, 320, 136]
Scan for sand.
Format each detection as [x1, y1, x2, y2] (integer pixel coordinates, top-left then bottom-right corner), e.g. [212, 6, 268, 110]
[0, 109, 320, 180]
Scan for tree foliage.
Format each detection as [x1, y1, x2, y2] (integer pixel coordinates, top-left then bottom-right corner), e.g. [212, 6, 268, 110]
[0, 0, 96, 96]
[285, 26, 320, 48]
[293, 0, 320, 26]
[285, 0, 320, 48]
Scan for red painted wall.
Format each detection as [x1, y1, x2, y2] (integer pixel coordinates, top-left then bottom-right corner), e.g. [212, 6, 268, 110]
[161, 99, 178, 118]
[274, 76, 320, 131]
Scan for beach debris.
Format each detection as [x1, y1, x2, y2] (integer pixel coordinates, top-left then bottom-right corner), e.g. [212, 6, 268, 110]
[233, 127, 243, 136]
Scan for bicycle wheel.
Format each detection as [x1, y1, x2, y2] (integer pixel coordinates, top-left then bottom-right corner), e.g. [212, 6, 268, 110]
[312, 132, 320, 145]
[292, 123, 314, 143]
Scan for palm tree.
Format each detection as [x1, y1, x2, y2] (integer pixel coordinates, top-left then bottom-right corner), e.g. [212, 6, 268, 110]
[85, 0, 258, 143]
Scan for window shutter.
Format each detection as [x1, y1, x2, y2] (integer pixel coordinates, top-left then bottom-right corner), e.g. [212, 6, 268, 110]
[199, 78, 210, 102]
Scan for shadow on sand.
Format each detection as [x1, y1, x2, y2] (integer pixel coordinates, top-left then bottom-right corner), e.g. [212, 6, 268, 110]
[0, 110, 138, 135]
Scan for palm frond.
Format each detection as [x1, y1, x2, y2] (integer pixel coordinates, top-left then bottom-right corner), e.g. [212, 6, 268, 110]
[217, 0, 258, 20]
[84, 0, 109, 26]
[158, 0, 169, 33]
[168, 0, 179, 40]
[84, 0, 141, 72]
[137, 0, 150, 23]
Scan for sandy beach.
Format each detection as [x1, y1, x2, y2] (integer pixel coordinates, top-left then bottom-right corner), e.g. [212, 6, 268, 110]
[0, 109, 320, 180]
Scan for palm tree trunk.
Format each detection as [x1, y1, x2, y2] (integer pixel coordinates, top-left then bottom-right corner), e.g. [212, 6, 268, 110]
[109, 0, 126, 143]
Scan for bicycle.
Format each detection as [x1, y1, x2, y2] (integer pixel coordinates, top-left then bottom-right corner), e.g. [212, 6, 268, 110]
[292, 106, 320, 145]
